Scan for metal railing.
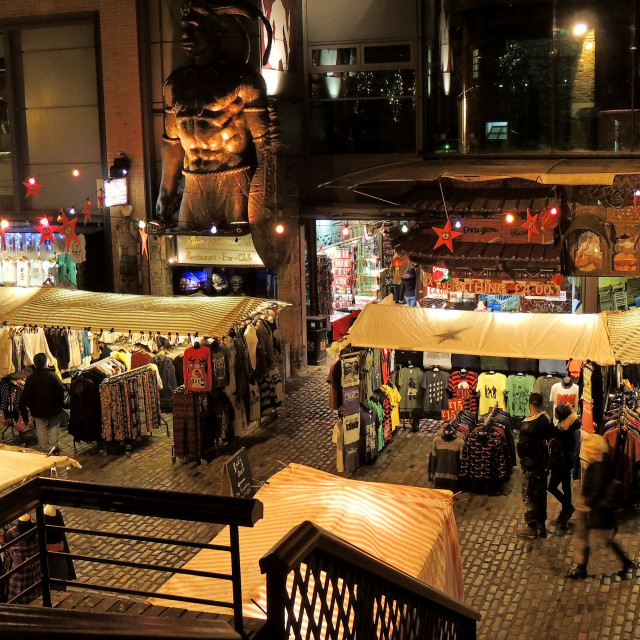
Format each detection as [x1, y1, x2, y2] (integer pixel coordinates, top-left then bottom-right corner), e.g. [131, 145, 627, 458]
[0, 477, 263, 636]
[259, 520, 481, 640]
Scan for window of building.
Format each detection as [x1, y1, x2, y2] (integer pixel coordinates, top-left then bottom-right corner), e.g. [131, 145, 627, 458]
[308, 41, 416, 154]
[485, 121, 508, 141]
[472, 48, 479, 79]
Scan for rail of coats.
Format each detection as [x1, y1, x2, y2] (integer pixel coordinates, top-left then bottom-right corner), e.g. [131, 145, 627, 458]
[0, 311, 283, 456]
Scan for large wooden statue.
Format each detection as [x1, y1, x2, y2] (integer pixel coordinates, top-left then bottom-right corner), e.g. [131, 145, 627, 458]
[156, 0, 273, 231]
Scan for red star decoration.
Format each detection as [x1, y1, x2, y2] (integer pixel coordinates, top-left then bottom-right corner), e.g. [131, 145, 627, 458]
[83, 199, 92, 224]
[140, 227, 149, 257]
[23, 179, 43, 198]
[433, 219, 462, 253]
[521, 209, 540, 242]
[35, 222, 56, 245]
[57, 212, 79, 252]
[97, 190, 105, 212]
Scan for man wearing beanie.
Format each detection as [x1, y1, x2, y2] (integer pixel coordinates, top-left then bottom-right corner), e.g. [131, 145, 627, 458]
[516, 392, 554, 538]
[19, 352, 65, 454]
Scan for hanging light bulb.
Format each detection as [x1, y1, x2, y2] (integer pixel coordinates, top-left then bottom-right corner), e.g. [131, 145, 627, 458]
[138, 219, 146, 229]
[454, 220, 462, 229]
[401, 223, 409, 233]
[28, 177, 36, 185]
[40, 217, 49, 226]
[210, 224, 218, 234]
[341, 224, 351, 238]
[1, 219, 9, 229]
[275, 223, 285, 234]
[72, 169, 80, 177]
[69, 208, 75, 215]
[168, 257, 175, 264]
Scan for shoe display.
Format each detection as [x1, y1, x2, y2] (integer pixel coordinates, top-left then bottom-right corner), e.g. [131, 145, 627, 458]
[515, 524, 538, 539]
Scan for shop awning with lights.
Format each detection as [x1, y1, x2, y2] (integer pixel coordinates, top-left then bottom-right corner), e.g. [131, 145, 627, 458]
[393, 229, 562, 273]
[320, 157, 640, 190]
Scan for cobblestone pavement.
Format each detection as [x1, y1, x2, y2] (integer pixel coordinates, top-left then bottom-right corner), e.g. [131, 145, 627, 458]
[4, 365, 640, 640]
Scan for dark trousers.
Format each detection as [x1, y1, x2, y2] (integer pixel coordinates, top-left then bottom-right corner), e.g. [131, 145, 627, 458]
[522, 469, 548, 526]
[548, 468, 572, 510]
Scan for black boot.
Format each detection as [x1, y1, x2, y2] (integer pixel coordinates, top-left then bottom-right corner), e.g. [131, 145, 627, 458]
[557, 505, 575, 529]
[565, 548, 589, 579]
[608, 540, 635, 578]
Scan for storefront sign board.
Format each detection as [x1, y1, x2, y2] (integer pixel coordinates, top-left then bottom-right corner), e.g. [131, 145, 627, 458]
[432, 219, 555, 244]
[176, 235, 264, 266]
[220, 447, 255, 498]
[424, 274, 560, 297]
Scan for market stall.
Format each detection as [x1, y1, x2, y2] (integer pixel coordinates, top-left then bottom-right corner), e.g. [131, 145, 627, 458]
[148, 463, 464, 615]
[0, 444, 81, 493]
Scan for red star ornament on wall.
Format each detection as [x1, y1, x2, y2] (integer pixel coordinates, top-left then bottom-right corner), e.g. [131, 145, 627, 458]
[97, 190, 105, 212]
[83, 198, 92, 224]
[140, 227, 149, 257]
[433, 219, 462, 253]
[57, 212, 79, 252]
[521, 209, 540, 242]
[23, 179, 43, 198]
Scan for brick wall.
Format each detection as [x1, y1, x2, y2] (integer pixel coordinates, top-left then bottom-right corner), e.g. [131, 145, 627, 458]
[0, 0, 149, 294]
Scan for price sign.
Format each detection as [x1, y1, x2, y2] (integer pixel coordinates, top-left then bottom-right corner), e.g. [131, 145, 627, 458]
[449, 399, 464, 411]
[220, 448, 255, 498]
[441, 409, 459, 421]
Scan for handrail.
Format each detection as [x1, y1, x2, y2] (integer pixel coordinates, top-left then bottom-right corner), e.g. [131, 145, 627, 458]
[0, 477, 263, 526]
[259, 520, 480, 640]
[260, 520, 480, 621]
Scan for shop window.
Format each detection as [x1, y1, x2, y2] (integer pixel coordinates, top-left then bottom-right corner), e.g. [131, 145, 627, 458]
[309, 41, 416, 154]
[485, 121, 508, 141]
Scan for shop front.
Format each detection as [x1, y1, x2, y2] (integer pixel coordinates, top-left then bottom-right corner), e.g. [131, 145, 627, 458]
[170, 234, 276, 299]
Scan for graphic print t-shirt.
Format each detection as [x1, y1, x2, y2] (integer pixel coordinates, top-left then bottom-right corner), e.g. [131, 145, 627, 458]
[421, 368, 450, 412]
[448, 370, 479, 413]
[397, 366, 422, 410]
[476, 372, 508, 415]
[183, 346, 213, 392]
[506, 374, 536, 418]
[549, 382, 580, 424]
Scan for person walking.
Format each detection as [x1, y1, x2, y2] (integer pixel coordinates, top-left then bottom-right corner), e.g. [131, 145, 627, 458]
[515, 392, 554, 538]
[548, 402, 580, 529]
[565, 432, 634, 579]
[401, 268, 418, 307]
[19, 352, 65, 454]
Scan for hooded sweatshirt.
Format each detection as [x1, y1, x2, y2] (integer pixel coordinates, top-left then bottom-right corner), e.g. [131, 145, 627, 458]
[517, 411, 553, 472]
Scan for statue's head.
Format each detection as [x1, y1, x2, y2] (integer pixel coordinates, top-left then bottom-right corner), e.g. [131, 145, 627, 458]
[180, 0, 272, 65]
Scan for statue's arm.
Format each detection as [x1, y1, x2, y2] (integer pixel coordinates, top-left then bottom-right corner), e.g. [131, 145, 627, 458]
[156, 82, 184, 222]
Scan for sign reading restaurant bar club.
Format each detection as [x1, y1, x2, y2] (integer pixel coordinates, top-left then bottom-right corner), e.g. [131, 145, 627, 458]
[424, 273, 560, 297]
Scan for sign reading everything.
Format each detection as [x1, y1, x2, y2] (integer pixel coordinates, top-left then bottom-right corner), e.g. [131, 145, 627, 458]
[424, 274, 560, 297]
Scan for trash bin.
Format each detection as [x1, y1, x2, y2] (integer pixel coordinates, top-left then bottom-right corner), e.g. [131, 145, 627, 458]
[306, 316, 328, 365]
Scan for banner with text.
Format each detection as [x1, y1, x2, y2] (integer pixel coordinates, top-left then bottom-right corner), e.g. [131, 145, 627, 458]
[176, 235, 264, 266]
[424, 273, 560, 297]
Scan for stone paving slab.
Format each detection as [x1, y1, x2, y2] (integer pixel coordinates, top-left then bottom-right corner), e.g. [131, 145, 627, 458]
[3, 365, 640, 640]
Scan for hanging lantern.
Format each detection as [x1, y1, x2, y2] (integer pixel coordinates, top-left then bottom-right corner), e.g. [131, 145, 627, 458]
[540, 204, 560, 230]
[551, 274, 565, 287]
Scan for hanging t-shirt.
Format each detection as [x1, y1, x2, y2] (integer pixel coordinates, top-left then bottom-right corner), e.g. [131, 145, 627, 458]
[421, 368, 450, 412]
[1, 258, 16, 285]
[549, 382, 580, 424]
[506, 374, 536, 418]
[183, 345, 213, 392]
[533, 375, 563, 417]
[448, 370, 479, 413]
[341, 385, 360, 415]
[42, 259, 58, 285]
[380, 384, 401, 432]
[477, 372, 508, 415]
[538, 359, 567, 375]
[342, 413, 361, 472]
[249, 382, 261, 422]
[15, 260, 30, 287]
[397, 365, 422, 411]
[451, 354, 481, 371]
[423, 351, 452, 370]
[29, 259, 45, 287]
[567, 359, 583, 380]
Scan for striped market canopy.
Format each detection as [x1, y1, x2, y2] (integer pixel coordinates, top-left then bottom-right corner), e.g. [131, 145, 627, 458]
[0, 287, 283, 338]
[602, 308, 640, 365]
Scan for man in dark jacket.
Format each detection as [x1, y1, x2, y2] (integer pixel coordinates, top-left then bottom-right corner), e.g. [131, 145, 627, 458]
[401, 268, 417, 307]
[516, 392, 554, 538]
[19, 353, 65, 454]
[548, 403, 580, 529]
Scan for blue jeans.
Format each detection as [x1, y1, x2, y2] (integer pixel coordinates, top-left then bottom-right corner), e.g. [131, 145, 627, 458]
[35, 413, 61, 452]
[405, 296, 417, 307]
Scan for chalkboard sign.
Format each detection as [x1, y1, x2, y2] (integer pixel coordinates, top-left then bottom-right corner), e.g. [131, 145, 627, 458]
[221, 448, 255, 498]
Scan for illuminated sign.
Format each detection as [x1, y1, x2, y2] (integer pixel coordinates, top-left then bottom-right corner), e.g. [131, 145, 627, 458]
[424, 273, 561, 297]
[176, 235, 264, 266]
[104, 178, 128, 207]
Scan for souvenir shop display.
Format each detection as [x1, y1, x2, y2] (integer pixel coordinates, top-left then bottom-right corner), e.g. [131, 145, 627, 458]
[421, 367, 450, 415]
[476, 371, 508, 415]
[506, 373, 536, 419]
[428, 419, 467, 491]
[396, 362, 422, 413]
[533, 373, 563, 418]
[448, 368, 479, 413]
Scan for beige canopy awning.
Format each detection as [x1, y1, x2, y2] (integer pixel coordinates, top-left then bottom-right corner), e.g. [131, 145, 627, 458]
[342, 303, 618, 364]
[320, 157, 640, 190]
[0, 287, 284, 338]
